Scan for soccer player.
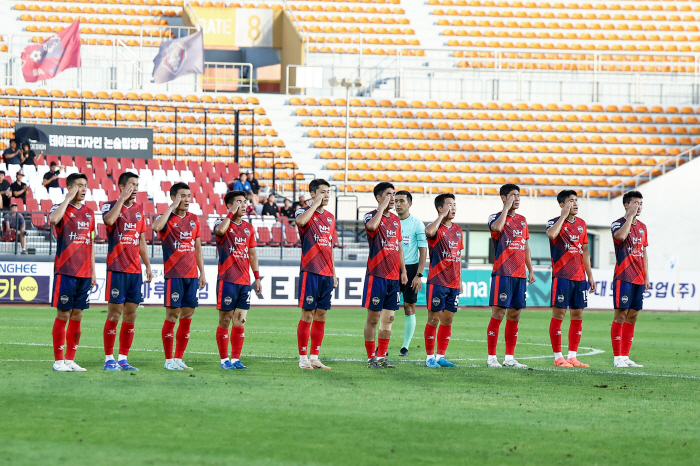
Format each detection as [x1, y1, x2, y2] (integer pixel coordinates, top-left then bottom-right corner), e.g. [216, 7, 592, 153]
[610, 191, 649, 368]
[486, 184, 535, 369]
[295, 179, 337, 370]
[49, 173, 95, 372]
[363, 182, 408, 369]
[546, 190, 596, 368]
[424, 194, 463, 368]
[101, 172, 153, 371]
[394, 190, 427, 357]
[213, 191, 262, 370]
[152, 182, 207, 371]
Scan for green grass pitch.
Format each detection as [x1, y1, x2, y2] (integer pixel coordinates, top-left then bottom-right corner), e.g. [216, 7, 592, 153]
[0, 306, 699, 466]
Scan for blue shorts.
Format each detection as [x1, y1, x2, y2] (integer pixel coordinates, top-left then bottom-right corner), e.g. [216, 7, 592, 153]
[105, 271, 143, 304]
[217, 280, 251, 311]
[426, 284, 460, 313]
[490, 275, 527, 310]
[298, 271, 333, 310]
[363, 275, 400, 312]
[52, 274, 91, 311]
[613, 279, 644, 310]
[165, 277, 199, 308]
[551, 277, 588, 309]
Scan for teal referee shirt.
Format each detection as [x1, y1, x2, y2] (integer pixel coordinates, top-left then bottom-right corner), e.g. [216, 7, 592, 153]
[400, 214, 427, 265]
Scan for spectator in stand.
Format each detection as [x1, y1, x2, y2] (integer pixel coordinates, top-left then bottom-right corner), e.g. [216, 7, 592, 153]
[3, 140, 23, 166]
[245, 192, 257, 218]
[21, 142, 42, 167]
[261, 194, 280, 218]
[247, 171, 260, 204]
[292, 195, 307, 212]
[280, 198, 295, 220]
[233, 173, 251, 193]
[11, 171, 29, 202]
[43, 162, 62, 190]
[0, 171, 11, 210]
[3, 204, 26, 254]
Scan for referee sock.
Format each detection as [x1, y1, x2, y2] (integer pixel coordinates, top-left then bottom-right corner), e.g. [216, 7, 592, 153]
[402, 314, 416, 349]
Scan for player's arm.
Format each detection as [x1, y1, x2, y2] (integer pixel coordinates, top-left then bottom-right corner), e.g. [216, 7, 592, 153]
[152, 194, 182, 232]
[546, 201, 572, 240]
[425, 204, 451, 238]
[398, 242, 408, 285]
[613, 200, 639, 242]
[490, 194, 516, 233]
[525, 241, 536, 284]
[214, 216, 232, 236]
[643, 247, 650, 290]
[49, 185, 79, 225]
[294, 194, 322, 227]
[365, 195, 391, 232]
[90, 234, 97, 288]
[195, 237, 206, 288]
[139, 233, 153, 283]
[412, 246, 427, 292]
[103, 184, 134, 226]
[582, 243, 596, 293]
[249, 246, 262, 294]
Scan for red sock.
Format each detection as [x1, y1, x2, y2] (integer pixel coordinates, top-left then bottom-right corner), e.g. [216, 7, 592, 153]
[504, 320, 518, 356]
[65, 319, 81, 360]
[119, 322, 135, 356]
[568, 319, 582, 353]
[487, 317, 501, 356]
[103, 319, 118, 357]
[621, 322, 635, 357]
[52, 318, 66, 361]
[216, 326, 229, 359]
[437, 325, 452, 355]
[365, 340, 376, 359]
[162, 320, 176, 359]
[549, 318, 562, 353]
[309, 320, 325, 356]
[424, 323, 437, 355]
[377, 338, 390, 358]
[174, 318, 192, 359]
[230, 325, 245, 359]
[297, 320, 311, 356]
[611, 321, 623, 357]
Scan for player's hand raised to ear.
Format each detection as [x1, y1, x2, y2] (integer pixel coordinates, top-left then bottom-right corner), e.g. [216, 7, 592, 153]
[625, 200, 639, 218]
[66, 184, 79, 201]
[170, 194, 183, 210]
[119, 184, 134, 202]
[504, 193, 516, 210]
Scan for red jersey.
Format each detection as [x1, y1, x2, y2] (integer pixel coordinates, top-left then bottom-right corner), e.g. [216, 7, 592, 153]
[214, 218, 256, 285]
[611, 217, 648, 285]
[102, 200, 146, 274]
[546, 216, 588, 281]
[364, 209, 402, 280]
[51, 203, 95, 278]
[157, 212, 201, 279]
[427, 223, 463, 289]
[295, 206, 335, 277]
[488, 212, 529, 278]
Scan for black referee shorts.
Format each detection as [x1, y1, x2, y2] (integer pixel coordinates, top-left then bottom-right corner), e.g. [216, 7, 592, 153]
[400, 263, 420, 305]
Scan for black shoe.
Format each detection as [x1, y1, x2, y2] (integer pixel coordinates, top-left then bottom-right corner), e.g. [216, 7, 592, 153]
[367, 358, 382, 369]
[377, 358, 396, 369]
[399, 347, 409, 357]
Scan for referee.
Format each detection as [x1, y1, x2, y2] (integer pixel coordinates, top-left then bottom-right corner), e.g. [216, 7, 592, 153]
[395, 191, 427, 357]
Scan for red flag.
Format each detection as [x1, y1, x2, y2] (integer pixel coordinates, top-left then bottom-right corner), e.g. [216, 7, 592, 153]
[21, 20, 81, 83]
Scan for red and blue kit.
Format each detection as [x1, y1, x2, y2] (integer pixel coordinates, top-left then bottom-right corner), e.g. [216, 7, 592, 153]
[546, 216, 589, 309]
[50, 203, 95, 310]
[362, 209, 402, 312]
[426, 223, 463, 313]
[488, 212, 529, 309]
[214, 218, 257, 311]
[158, 211, 201, 308]
[296, 206, 335, 310]
[611, 217, 649, 310]
[102, 200, 147, 305]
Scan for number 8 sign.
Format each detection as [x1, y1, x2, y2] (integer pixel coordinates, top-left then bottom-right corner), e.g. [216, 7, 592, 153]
[235, 9, 272, 47]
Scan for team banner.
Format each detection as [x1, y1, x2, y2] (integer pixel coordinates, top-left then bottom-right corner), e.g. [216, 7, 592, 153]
[0, 262, 52, 304]
[14, 123, 153, 159]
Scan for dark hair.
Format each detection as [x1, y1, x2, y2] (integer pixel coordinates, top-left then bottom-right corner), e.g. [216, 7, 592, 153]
[500, 183, 520, 197]
[22, 142, 29, 148]
[373, 181, 395, 199]
[622, 190, 643, 205]
[50, 162, 57, 167]
[239, 173, 246, 179]
[118, 171, 139, 187]
[9, 139, 16, 145]
[309, 178, 330, 193]
[225, 190, 247, 206]
[395, 190, 412, 203]
[170, 182, 190, 198]
[0, 171, 5, 175]
[67, 173, 87, 187]
[434, 193, 455, 211]
[9, 203, 17, 209]
[556, 189, 577, 204]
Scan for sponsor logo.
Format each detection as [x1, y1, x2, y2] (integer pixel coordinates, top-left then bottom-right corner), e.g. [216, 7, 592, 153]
[77, 221, 91, 230]
[499, 292, 507, 302]
[224, 296, 232, 306]
[124, 222, 137, 230]
[180, 231, 192, 239]
[135, 212, 142, 221]
[512, 229, 522, 237]
[111, 288, 119, 298]
[60, 294, 69, 304]
[432, 297, 441, 306]
[621, 295, 628, 304]
[557, 294, 564, 303]
[306, 295, 314, 304]
[189, 220, 196, 229]
[171, 292, 180, 302]
[372, 296, 380, 306]
[577, 225, 583, 233]
[18, 277, 38, 301]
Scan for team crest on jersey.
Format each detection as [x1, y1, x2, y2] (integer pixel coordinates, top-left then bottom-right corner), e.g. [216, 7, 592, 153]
[393, 221, 398, 227]
[432, 297, 441, 306]
[111, 288, 119, 298]
[85, 213, 92, 219]
[60, 295, 69, 304]
[577, 226, 583, 233]
[557, 294, 564, 303]
[372, 297, 380, 306]
[520, 221, 525, 226]
[189, 220, 196, 229]
[327, 217, 333, 224]
[306, 295, 314, 304]
[456, 231, 461, 238]
[136, 212, 142, 221]
[499, 293, 507, 302]
[621, 295, 628, 304]
[171, 292, 180, 302]
[639, 228, 644, 235]
[244, 228, 250, 237]
[224, 296, 232, 306]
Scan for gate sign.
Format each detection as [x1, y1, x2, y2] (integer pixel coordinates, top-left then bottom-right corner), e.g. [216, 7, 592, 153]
[186, 8, 278, 48]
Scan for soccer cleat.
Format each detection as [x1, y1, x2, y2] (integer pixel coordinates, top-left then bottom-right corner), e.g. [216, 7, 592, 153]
[624, 358, 644, 368]
[299, 359, 313, 370]
[566, 357, 589, 367]
[117, 360, 139, 371]
[232, 360, 248, 370]
[310, 359, 331, 370]
[103, 360, 121, 371]
[399, 347, 409, 357]
[52, 360, 72, 372]
[437, 358, 458, 367]
[425, 357, 440, 368]
[377, 359, 396, 369]
[64, 361, 87, 372]
[367, 358, 382, 369]
[613, 358, 629, 368]
[502, 359, 528, 369]
[164, 360, 183, 370]
[221, 360, 236, 369]
[487, 358, 503, 368]
[174, 360, 193, 370]
[554, 357, 574, 367]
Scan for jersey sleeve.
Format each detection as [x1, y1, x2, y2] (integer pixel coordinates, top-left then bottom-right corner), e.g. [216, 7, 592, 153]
[524, 220, 530, 240]
[611, 219, 623, 243]
[459, 232, 464, 251]
[364, 212, 377, 237]
[156, 215, 166, 239]
[545, 217, 558, 232]
[643, 227, 649, 247]
[101, 202, 114, 231]
[487, 212, 500, 231]
[213, 218, 224, 236]
[193, 216, 201, 239]
[295, 208, 309, 232]
[248, 229, 257, 248]
[49, 204, 63, 230]
[582, 222, 589, 244]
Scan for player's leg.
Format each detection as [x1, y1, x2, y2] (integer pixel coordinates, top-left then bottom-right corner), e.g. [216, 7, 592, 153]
[400, 263, 418, 356]
[436, 288, 459, 367]
[51, 274, 72, 371]
[163, 304, 182, 370]
[103, 271, 124, 371]
[550, 277, 570, 366]
[173, 278, 198, 369]
[309, 276, 332, 369]
[116, 302, 139, 370]
[217, 308, 235, 369]
[376, 309, 396, 368]
[63, 277, 90, 372]
[566, 280, 588, 367]
[228, 283, 251, 369]
[424, 283, 442, 367]
[486, 275, 506, 367]
[364, 309, 381, 368]
[502, 277, 527, 369]
[611, 279, 633, 367]
[18, 229, 26, 252]
[297, 272, 317, 369]
[621, 285, 643, 367]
